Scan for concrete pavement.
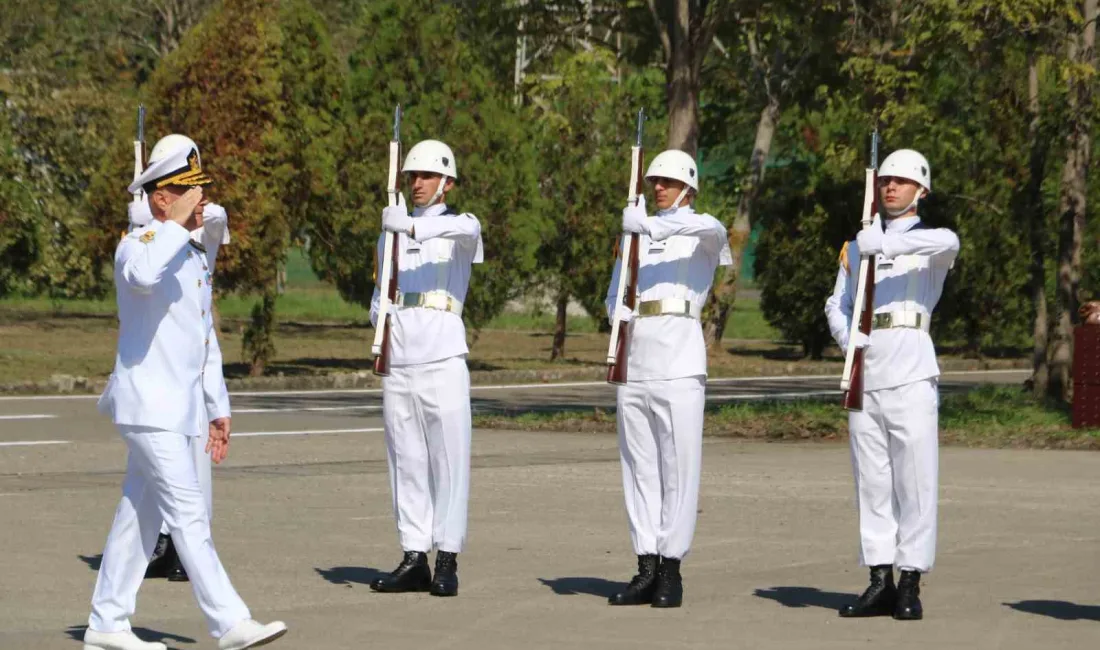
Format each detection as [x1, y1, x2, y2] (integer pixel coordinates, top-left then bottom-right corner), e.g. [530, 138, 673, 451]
[0, 376, 1097, 650]
[0, 369, 1030, 445]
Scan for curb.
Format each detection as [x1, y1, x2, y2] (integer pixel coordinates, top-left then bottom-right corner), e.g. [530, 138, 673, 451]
[0, 358, 1028, 397]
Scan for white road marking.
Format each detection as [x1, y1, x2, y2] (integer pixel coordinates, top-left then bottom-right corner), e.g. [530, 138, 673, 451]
[0, 414, 57, 420]
[232, 427, 384, 438]
[232, 405, 383, 414]
[0, 368, 1030, 402]
[0, 440, 71, 447]
[709, 390, 841, 402]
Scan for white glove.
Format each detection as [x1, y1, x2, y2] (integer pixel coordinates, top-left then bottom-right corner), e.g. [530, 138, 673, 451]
[203, 203, 227, 221]
[128, 197, 153, 227]
[621, 195, 649, 234]
[846, 330, 872, 353]
[856, 215, 884, 256]
[613, 306, 635, 323]
[197, 203, 231, 245]
[382, 193, 413, 234]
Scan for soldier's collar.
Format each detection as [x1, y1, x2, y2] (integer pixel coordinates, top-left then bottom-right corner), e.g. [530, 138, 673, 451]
[412, 203, 448, 218]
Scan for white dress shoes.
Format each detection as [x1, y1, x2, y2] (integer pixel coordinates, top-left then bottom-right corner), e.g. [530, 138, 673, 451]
[83, 629, 167, 650]
[217, 619, 288, 650]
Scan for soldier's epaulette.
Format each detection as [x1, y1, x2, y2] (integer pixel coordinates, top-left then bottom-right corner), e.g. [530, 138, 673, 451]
[839, 241, 850, 274]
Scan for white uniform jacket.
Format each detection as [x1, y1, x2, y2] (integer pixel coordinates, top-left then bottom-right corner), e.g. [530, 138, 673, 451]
[98, 216, 230, 434]
[824, 216, 960, 392]
[370, 203, 483, 366]
[604, 206, 733, 381]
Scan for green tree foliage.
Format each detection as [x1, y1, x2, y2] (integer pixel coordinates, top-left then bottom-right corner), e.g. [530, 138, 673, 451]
[530, 52, 663, 359]
[306, 0, 544, 331]
[0, 120, 44, 296]
[87, 0, 344, 374]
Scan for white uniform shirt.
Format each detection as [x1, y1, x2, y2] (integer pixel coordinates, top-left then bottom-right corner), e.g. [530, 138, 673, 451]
[824, 215, 960, 392]
[98, 217, 231, 434]
[604, 206, 733, 381]
[370, 203, 483, 367]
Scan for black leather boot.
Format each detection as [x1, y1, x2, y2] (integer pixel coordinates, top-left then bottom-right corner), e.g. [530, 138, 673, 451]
[651, 557, 683, 608]
[165, 538, 188, 582]
[144, 533, 172, 579]
[430, 551, 459, 597]
[608, 554, 659, 606]
[893, 570, 923, 620]
[370, 551, 431, 593]
[839, 565, 897, 617]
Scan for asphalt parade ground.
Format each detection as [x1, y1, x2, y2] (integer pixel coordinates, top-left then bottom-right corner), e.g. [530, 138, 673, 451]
[1, 369, 1097, 649]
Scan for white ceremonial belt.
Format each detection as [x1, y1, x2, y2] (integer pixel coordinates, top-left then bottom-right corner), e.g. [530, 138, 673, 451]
[872, 310, 930, 332]
[398, 291, 463, 316]
[636, 299, 701, 319]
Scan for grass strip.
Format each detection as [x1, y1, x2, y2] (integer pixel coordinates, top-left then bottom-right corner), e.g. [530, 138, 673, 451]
[473, 385, 1100, 450]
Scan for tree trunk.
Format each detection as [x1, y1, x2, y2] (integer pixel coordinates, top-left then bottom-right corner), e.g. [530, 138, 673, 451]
[1047, 0, 1096, 402]
[666, 0, 698, 155]
[702, 96, 781, 348]
[244, 290, 277, 377]
[1021, 52, 1050, 396]
[550, 289, 569, 361]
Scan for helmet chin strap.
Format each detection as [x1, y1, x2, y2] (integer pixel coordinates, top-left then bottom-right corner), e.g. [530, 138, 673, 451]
[413, 176, 450, 209]
[427, 176, 449, 207]
[885, 193, 921, 218]
[670, 186, 690, 210]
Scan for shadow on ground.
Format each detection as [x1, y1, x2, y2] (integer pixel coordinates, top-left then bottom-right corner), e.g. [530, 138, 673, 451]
[1003, 600, 1100, 621]
[78, 554, 102, 571]
[538, 577, 622, 599]
[315, 566, 387, 586]
[753, 586, 854, 610]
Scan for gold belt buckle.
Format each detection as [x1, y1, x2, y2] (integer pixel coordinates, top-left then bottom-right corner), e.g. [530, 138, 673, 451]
[400, 292, 422, 308]
[638, 301, 661, 316]
[872, 313, 892, 329]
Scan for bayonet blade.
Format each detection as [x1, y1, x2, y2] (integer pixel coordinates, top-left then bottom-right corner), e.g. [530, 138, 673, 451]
[870, 127, 879, 169]
[137, 104, 145, 142]
[634, 108, 645, 146]
[392, 105, 402, 142]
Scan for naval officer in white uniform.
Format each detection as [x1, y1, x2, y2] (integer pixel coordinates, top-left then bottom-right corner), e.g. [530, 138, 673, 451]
[604, 149, 732, 608]
[128, 195, 231, 583]
[824, 149, 959, 621]
[86, 135, 286, 650]
[368, 139, 483, 597]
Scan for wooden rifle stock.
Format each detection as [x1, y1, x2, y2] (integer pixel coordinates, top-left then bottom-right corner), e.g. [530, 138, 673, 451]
[606, 230, 639, 384]
[840, 130, 881, 411]
[372, 105, 402, 376]
[373, 231, 399, 376]
[841, 264, 875, 410]
[607, 109, 646, 385]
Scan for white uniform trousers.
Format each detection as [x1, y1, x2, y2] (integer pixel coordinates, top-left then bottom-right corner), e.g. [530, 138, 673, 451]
[89, 427, 249, 638]
[848, 378, 939, 572]
[160, 428, 211, 535]
[615, 376, 705, 560]
[382, 355, 471, 553]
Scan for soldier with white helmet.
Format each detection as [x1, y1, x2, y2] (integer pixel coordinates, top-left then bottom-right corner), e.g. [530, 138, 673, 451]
[368, 139, 483, 597]
[86, 134, 286, 650]
[604, 149, 732, 608]
[825, 149, 959, 621]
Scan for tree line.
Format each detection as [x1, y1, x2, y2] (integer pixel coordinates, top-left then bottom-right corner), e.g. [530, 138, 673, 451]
[1, 0, 1097, 401]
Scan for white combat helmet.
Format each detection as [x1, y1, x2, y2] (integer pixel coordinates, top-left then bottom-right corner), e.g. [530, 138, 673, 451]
[879, 149, 931, 192]
[644, 149, 698, 190]
[644, 149, 698, 209]
[402, 139, 457, 180]
[128, 134, 212, 194]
